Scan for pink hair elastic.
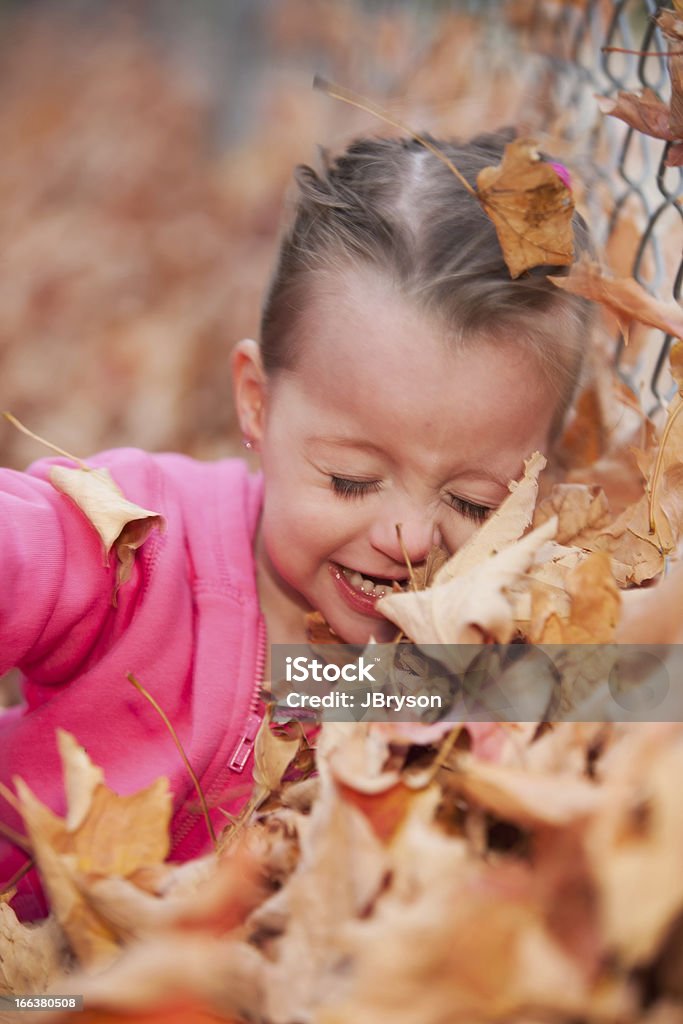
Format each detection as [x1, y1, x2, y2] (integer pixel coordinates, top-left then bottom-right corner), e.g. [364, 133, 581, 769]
[548, 161, 572, 191]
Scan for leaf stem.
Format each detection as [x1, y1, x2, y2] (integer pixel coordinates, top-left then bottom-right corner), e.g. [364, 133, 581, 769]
[648, 396, 683, 536]
[0, 820, 32, 853]
[395, 523, 418, 591]
[313, 76, 477, 198]
[127, 673, 217, 849]
[3, 412, 89, 469]
[601, 46, 683, 57]
[0, 857, 34, 894]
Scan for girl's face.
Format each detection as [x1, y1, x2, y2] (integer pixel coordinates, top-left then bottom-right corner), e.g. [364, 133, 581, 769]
[235, 270, 560, 645]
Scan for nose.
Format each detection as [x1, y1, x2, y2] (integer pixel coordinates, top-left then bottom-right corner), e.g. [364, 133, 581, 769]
[368, 505, 442, 568]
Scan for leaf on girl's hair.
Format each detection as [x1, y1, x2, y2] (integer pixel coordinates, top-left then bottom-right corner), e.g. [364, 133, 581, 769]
[596, 88, 674, 142]
[314, 82, 574, 280]
[476, 139, 575, 279]
[13, 730, 172, 966]
[549, 257, 683, 344]
[377, 518, 557, 645]
[49, 464, 165, 596]
[434, 451, 546, 586]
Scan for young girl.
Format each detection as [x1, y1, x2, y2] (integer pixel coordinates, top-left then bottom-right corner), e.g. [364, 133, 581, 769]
[0, 130, 594, 920]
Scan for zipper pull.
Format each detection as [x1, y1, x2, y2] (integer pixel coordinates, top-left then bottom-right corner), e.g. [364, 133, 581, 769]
[228, 711, 261, 772]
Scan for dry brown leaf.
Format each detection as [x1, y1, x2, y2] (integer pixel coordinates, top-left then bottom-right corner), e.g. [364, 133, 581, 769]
[617, 559, 683, 645]
[337, 780, 422, 844]
[585, 492, 665, 585]
[533, 551, 620, 645]
[253, 769, 388, 1024]
[556, 386, 606, 469]
[305, 611, 342, 644]
[0, 902, 71, 996]
[41, 934, 265, 1022]
[451, 753, 604, 828]
[49, 465, 164, 594]
[13, 730, 172, 966]
[252, 715, 301, 799]
[378, 517, 557, 645]
[320, 815, 631, 1024]
[316, 723, 400, 795]
[549, 257, 683, 344]
[586, 729, 683, 966]
[476, 139, 575, 279]
[596, 88, 675, 142]
[657, 10, 683, 138]
[533, 483, 611, 546]
[434, 450, 546, 585]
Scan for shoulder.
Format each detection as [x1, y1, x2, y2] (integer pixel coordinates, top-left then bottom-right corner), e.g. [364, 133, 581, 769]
[25, 447, 263, 590]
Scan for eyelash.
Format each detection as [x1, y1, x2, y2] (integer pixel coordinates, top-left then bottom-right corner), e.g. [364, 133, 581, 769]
[330, 476, 383, 500]
[447, 494, 493, 522]
[330, 476, 493, 522]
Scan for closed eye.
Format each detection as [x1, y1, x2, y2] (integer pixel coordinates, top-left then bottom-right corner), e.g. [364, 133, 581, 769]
[446, 493, 494, 522]
[330, 476, 382, 500]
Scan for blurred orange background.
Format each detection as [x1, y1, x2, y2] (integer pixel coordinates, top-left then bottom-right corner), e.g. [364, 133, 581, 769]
[0, 0, 576, 470]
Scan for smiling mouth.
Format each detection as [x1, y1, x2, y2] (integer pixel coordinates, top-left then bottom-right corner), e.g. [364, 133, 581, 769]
[334, 563, 408, 599]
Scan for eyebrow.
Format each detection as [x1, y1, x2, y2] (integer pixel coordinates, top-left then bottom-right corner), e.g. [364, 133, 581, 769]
[309, 436, 513, 490]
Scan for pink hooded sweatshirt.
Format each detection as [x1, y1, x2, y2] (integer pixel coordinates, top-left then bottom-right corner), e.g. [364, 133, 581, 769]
[0, 448, 266, 920]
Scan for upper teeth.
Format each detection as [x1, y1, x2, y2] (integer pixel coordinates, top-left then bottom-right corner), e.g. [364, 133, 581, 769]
[341, 567, 398, 599]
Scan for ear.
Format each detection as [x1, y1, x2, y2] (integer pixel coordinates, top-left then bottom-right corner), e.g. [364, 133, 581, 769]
[232, 338, 267, 445]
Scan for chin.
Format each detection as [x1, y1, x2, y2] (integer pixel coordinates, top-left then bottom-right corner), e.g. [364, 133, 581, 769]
[326, 612, 398, 647]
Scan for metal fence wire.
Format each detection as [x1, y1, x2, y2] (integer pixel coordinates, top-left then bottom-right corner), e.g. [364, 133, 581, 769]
[524, 0, 683, 413]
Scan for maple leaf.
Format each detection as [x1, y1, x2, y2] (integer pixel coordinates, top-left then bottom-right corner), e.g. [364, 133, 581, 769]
[533, 483, 611, 547]
[617, 557, 683, 644]
[585, 725, 683, 966]
[13, 730, 172, 966]
[531, 551, 620, 645]
[49, 465, 164, 596]
[657, 9, 683, 138]
[0, 903, 70, 996]
[252, 714, 301, 801]
[476, 139, 575, 279]
[377, 518, 557, 646]
[549, 256, 683, 344]
[596, 88, 675, 142]
[450, 753, 604, 828]
[3, 414, 165, 598]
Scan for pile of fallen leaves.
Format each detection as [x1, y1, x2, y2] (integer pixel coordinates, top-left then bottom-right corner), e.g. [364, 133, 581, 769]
[5, 712, 683, 1024]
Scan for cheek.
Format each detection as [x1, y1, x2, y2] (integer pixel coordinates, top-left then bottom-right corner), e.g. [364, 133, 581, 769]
[437, 511, 485, 554]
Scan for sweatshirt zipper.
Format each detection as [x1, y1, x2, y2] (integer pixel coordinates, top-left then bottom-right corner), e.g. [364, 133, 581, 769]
[228, 613, 266, 772]
[170, 612, 266, 857]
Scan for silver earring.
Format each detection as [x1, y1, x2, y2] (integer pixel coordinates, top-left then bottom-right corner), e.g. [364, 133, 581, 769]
[242, 438, 253, 450]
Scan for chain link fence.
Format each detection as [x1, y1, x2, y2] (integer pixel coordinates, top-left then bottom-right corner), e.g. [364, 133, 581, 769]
[524, 0, 682, 413]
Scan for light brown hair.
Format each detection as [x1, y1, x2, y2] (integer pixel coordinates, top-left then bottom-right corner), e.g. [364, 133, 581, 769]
[260, 130, 595, 431]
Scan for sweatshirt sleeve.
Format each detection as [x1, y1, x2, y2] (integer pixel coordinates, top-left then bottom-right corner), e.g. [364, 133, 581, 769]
[0, 464, 117, 679]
